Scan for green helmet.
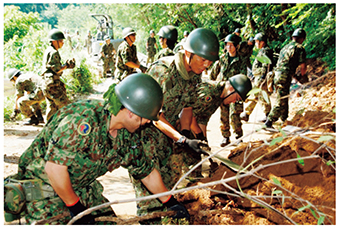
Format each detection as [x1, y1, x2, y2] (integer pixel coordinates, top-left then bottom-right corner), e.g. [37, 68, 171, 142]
[292, 28, 306, 39]
[157, 25, 178, 41]
[183, 28, 220, 61]
[254, 32, 267, 43]
[122, 27, 136, 39]
[115, 73, 163, 121]
[48, 29, 65, 41]
[104, 35, 111, 40]
[7, 68, 21, 80]
[228, 74, 252, 101]
[224, 34, 241, 45]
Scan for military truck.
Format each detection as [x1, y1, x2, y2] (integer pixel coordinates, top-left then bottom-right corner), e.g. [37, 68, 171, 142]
[90, 14, 123, 63]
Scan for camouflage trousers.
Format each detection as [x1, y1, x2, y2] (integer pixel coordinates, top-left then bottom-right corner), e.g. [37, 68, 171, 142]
[220, 101, 244, 139]
[103, 57, 115, 77]
[267, 74, 291, 123]
[17, 90, 45, 118]
[42, 79, 70, 121]
[131, 124, 199, 224]
[146, 52, 155, 65]
[245, 75, 272, 116]
[24, 180, 116, 225]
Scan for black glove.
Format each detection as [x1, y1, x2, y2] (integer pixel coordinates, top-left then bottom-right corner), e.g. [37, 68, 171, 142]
[67, 199, 95, 225]
[10, 109, 20, 120]
[139, 65, 147, 73]
[183, 137, 209, 154]
[163, 196, 190, 221]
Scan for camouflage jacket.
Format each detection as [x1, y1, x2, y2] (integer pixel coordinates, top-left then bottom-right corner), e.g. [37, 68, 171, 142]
[147, 52, 201, 126]
[15, 72, 43, 97]
[275, 40, 306, 76]
[146, 37, 157, 54]
[41, 45, 63, 77]
[100, 43, 115, 58]
[115, 40, 138, 79]
[211, 52, 248, 81]
[14, 100, 154, 189]
[252, 46, 274, 77]
[155, 47, 174, 60]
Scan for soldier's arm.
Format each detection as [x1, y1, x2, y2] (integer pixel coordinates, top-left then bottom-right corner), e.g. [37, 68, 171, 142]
[153, 112, 183, 142]
[45, 161, 79, 206]
[141, 168, 171, 203]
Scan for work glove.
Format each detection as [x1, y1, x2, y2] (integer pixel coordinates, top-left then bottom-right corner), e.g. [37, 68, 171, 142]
[163, 196, 190, 221]
[176, 136, 209, 155]
[67, 199, 95, 225]
[65, 58, 76, 69]
[10, 109, 20, 120]
[139, 65, 147, 73]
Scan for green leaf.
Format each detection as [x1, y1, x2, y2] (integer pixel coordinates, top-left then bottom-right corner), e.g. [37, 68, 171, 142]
[270, 137, 283, 146]
[293, 204, 311, 215]
[326, 160, 335, 166]
[261, 90, 270, 104]
[247, 87, 262, 96]
[256, 53, 272, 64]
[270, 176, 282, 186]
[317, 135, 334, 142]
[272, 190, 283, 195]
[103, 83, 123, 116]
[317, 215, 325, 225]
[296, 152, 305, 166]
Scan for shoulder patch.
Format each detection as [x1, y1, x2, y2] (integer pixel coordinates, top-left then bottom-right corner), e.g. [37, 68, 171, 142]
[78, 122, 91, 136]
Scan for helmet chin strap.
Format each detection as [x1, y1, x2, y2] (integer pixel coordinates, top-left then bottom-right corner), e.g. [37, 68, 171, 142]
[221, 90, 237, 100]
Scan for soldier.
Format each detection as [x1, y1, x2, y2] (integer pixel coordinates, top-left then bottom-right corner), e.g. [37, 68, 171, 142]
[265, 28, 308, 128]
[7, 68, 45, 125]
[4, 73, 189, 225]
[210, 34, 249, 147]
[41, 29, 75, 121]
[146, 30, 158, 65]
[241, 32, 274, 122]
[64, 29, 73, 50]
[84, 30, 93, 55]
[192, 74, 253, 139]
[131, 28, 220, 223]
[155, 25, 178, 60]
[100, 35, 116, 78]
[115, 27, 147, 81]
[73, 30, 82, 51]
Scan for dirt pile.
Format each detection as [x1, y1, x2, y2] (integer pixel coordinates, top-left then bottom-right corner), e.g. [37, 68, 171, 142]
[178, 60, 336, 225]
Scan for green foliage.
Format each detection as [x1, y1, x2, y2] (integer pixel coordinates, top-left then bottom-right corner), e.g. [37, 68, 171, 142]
[66, 58, 94, 94]
[103, 84, 122, 116]
[4, 5, 42, 42]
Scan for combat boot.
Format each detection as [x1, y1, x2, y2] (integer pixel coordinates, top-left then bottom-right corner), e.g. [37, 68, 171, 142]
[23, 115, 39, 126]
[35, 109, 44, 123]
[240, 112, 249, 122]
[220, 137, 230, 147]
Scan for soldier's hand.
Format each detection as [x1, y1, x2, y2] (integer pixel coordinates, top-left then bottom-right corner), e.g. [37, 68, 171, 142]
[67, 199, 95, 225]
[163, 196, 190, 221]
[177, 137, 209, 154]
[10, 109, 20, 120]
[66, 58, 76, 69]
[139, 65, 147, 73]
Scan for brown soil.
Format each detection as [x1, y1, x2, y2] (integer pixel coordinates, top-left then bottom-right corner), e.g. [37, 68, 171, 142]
[177, 60, 336, 225]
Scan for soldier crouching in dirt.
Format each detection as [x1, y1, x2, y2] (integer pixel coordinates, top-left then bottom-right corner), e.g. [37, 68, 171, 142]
[7, 68, 45, 125]
[4, 73, 189, 225]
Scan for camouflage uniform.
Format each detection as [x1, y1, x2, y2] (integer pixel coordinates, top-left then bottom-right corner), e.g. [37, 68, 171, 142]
[193, 80, 225, 126]
[100, 42, 115, 77]
[267, 40, 306, 122]
[155, 47, 174, 60]
[7, 100, 155, 224]
[131, 52, 201, 222]
[14, 72, 45, 119]
[210, 52, 248, 139]
[245, 46, 274, 116]
[146, 36, 157, 64]
[115, 40, 138, 81]
[41, 44, 71, 121]
[85, 34, 92, 54]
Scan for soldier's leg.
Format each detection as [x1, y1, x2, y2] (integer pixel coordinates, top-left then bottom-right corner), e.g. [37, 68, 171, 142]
[17, 96, 34, 118]
[267, 87, 287, 123]
[45, 97, 59, 122]
[230, 101, 244, 139]
[103, 60, 108, 77]
[220, 103, 230, 138]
